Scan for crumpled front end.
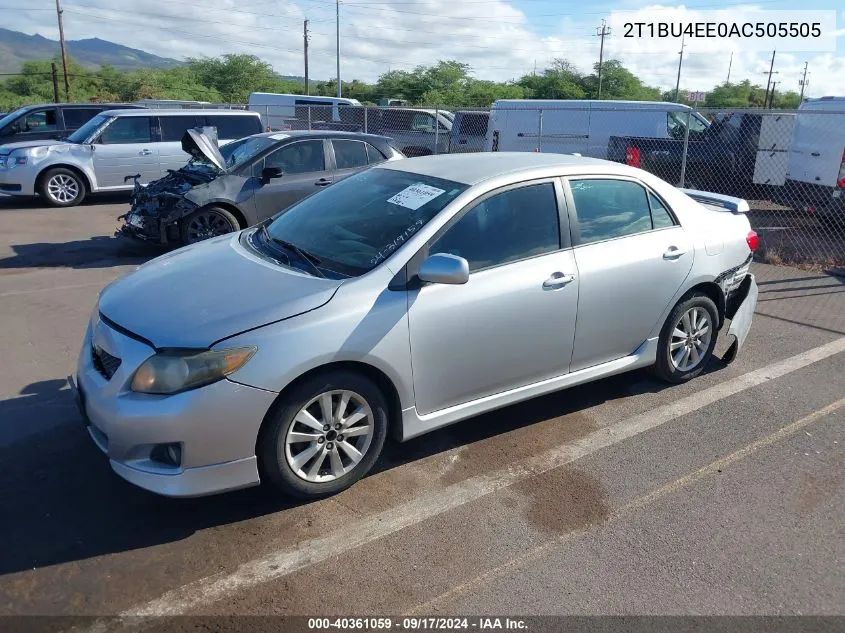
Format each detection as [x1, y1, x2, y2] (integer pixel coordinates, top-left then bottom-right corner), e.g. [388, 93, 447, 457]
[117, 169, 212, 244]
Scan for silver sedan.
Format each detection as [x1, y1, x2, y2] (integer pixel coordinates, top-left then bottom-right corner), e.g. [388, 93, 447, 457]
[70, 153, 759, 499]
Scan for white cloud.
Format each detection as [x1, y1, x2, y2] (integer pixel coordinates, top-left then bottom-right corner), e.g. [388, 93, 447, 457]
[4, 0, 844, 97]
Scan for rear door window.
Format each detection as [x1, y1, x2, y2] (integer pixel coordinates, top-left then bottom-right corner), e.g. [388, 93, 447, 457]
[568, 179, 653, 245]
[62, 108, 103, 129]
[332, 139, 369, 169]
[206, 114, 261, 139]
[159, 116, 205, 142]
[23, 109, 58, 132]
[99, 117, 153, 144]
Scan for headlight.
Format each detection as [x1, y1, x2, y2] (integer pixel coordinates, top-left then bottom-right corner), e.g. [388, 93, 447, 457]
[130, 347, 256, 394]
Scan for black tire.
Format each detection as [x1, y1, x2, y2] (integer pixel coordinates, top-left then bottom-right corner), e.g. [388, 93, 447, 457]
[180, 206, 240, 245]
[257, 370, 389, 499]
[38, 167, 86, 207]
[653, 293, 719, 384]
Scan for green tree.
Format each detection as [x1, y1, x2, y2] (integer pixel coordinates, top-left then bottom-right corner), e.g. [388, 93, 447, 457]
[582, 59, 661, 101]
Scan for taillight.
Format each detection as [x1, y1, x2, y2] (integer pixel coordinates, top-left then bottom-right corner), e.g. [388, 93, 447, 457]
[746, 230, 759, 252]
[837, 148, 845, 189]
[625, 146, 641, 168]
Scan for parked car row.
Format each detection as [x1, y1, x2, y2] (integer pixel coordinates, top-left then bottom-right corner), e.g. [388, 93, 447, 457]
[0, 109, 263, 206]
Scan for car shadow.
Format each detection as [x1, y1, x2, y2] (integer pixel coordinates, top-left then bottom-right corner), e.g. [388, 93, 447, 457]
[0, 237, 165, 269]
[0, 358, 729, 577]
[0, 192, 131, 210]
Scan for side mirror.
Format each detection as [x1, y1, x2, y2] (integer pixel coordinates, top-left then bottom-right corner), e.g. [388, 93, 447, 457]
[261, 166, 283, 182]
[8, 122, 21, 134]
[417, 253, 469, 285]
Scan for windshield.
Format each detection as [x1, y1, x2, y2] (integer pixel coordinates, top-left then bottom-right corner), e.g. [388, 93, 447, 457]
[667, 111, 709, 139]
[0, 106, 31, 131]
[66, 114, 112, 143]
[196, 135, 278, 171]
[264, 168, 468, 277]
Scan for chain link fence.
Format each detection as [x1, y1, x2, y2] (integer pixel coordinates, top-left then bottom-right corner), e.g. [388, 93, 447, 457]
[251, 102, 844, 274]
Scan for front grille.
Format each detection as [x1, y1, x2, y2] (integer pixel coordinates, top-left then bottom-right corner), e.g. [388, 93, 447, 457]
[92, 345, 121, 380]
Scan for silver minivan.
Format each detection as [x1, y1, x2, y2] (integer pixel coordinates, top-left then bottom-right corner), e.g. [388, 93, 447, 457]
[0, 109, 263, 206]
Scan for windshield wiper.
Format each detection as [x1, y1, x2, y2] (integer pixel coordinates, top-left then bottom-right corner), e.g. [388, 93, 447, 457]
[260, 225, 326, 278]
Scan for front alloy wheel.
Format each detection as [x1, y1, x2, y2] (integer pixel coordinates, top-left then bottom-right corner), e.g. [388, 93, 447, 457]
[181, 206, 239, 245]
[258, 371, 389, 499]
[39, 167, 86, 207]
[284, 390, 375, 483]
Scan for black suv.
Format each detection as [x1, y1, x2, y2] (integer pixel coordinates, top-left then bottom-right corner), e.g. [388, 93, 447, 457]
[0, 103, 145, 145]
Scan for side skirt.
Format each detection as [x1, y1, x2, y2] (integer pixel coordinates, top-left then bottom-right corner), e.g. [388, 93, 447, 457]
[398, 337, 659, 442]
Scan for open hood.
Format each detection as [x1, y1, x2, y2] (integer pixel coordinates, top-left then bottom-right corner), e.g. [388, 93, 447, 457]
[181, 127, 227, 172]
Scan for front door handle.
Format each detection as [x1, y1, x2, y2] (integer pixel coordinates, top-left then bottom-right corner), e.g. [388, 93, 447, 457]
[138, 149, 153, 156]
[663, 246, 687, 260]
[315, 177, 332, 186]
[542, 272, 575, 289]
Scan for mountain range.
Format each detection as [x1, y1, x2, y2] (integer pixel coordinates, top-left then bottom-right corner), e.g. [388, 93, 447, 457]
[0, 27, 180, 74]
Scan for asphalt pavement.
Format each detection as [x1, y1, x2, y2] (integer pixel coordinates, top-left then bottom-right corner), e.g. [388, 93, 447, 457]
[0, 194, 843, 628]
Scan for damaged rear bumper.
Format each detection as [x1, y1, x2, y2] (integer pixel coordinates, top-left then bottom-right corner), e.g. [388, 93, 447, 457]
[722, 273, 758, 363]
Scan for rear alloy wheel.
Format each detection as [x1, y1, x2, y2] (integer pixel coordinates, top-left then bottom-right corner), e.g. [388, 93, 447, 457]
[180, 206, 239, 245]
[39, 168, 86, 207]
[653, 294, 719, 383]
[258, 371, 388, 499]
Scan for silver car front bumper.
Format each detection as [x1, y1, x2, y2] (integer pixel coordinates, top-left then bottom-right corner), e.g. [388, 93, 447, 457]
[72, 313, 277, 497]
[0, 166, 36, 196]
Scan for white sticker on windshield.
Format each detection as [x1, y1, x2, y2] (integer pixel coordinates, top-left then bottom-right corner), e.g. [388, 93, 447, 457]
[387, 183, 445, 210]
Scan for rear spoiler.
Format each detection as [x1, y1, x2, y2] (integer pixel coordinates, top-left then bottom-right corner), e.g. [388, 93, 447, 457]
[680, 189, 750, 213]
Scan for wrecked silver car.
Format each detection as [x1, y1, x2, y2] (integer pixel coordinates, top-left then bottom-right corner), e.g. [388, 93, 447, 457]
[118, 128, 405, 246]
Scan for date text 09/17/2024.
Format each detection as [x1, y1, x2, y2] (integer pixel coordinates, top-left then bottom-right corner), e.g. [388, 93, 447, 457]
[307, 617, 528, 630]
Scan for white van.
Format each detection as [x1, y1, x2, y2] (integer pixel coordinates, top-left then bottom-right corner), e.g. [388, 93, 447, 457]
[785, 96, 845, 211]
[485, 99, 709, 158]
[247, 93, 362, 131]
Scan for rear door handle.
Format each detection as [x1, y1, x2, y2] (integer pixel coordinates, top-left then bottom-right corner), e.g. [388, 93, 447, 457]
[542, 272, 575, 289]
[138, 149, 153, 156]
[315, 177, 333, 186]
[459, 139, 468, 144]
[663, 246, 686, 260]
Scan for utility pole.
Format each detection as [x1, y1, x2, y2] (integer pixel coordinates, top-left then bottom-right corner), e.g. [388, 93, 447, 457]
[768, 81, 778, 108]
[50, 62, 60, 103]
[762, 50, 776, 109]
[799, 61, 809, 101]
[594, 19, 610, 99]
[55, 0, 71, 101]
[335, 0, 341, 98]
[674, 33, 686, 102]
[303, 19, 310, 95]
[726, 51, 733, 84]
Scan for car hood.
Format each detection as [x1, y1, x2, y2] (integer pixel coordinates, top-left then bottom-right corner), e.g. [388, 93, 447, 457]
[98, 233, 343, 348]
[181, 127, 227, 173]
[0, 139, 70, 152]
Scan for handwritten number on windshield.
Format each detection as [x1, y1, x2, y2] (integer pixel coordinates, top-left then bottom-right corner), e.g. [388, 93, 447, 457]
[369, 219, 425, 266]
